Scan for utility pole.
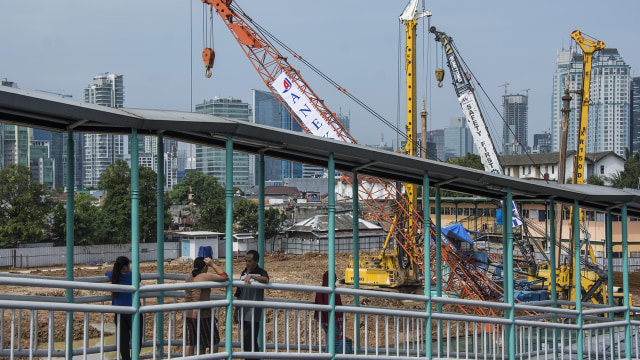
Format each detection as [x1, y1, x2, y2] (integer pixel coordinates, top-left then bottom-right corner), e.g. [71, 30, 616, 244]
[555, 85, 572, 273]
[420, 99, 428, 159]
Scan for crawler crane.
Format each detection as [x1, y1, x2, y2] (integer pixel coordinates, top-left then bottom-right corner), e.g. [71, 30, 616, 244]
[199, 0, 504, 311]
[429, 26, 550, 283]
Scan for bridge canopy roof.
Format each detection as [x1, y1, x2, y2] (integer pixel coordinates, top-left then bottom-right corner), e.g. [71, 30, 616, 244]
[1, 86, 639, 216]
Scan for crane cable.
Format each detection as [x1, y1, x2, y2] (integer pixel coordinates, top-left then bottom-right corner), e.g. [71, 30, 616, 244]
[231, 2, 442, 161]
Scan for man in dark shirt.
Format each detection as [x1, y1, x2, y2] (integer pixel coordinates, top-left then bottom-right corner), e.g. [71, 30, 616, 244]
[234, 250, 269, 358]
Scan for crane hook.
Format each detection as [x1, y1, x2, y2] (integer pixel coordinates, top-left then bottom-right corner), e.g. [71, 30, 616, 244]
[202, 48, 215, 78]
[435, 68, 445, 88]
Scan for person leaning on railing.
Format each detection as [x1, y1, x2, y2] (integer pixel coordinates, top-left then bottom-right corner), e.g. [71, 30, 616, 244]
[106, 256, 141, 360]
[184, 256, 229, 355]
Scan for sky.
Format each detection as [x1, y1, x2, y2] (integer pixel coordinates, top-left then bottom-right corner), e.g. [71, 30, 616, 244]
[2, 1, 640, 150]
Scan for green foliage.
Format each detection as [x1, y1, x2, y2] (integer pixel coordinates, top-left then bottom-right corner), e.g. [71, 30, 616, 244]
[445, 153, 484, 171]
[97, 160, 164, 244]
[0, 164, 54, 246]
[167, 172, 225, 231]
[608, 149, 640, 189]
[586, 175, 606, 186]
[52, 193, 101, 245]
[233, 198, 258, 233]
[265, 207, 287, 240]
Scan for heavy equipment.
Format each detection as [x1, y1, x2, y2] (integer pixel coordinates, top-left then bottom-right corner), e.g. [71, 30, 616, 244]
[199, 0, 504, 310]
[428, 26, 550, 283]
[554, 30, 610, 304]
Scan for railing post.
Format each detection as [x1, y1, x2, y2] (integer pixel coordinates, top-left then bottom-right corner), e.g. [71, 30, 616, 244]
[131, 128, 141, 360]
[65, 128, 74, 359]
[156, 132, 165, 356]
[225, 134, 234, 360]
[351, 169, 360, 354]
[328, 153, 336, 360]
[423, 172, 432, 359]
[606, 209, 614, 319]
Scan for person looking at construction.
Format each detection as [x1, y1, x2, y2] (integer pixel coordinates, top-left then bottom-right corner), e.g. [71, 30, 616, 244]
[314, 270, 344, 352]
[105, 256, 141, 360]
[234, 249, 269, 358]
[184, 256, 229, 355]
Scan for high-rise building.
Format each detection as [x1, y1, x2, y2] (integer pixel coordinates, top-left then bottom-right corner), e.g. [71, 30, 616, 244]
[443, 117, 475, 160]
[427, 129, 445, 161]
[551, 48, 631, 158]
[82, 73, 126, 189]
[502, 94, 528, 155]
[30, 140, 55, 188]
[0, 80, 32, 170]
[195, 97, 252, 188]
[532, 131, 551, 154]
[252, 89, 303, 183]
[127, 135, 180, 190]
[630, 77, 640, 156]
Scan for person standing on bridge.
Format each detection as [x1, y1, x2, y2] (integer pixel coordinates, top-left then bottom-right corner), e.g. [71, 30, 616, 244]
[184, 256, 229, 355]
[234, 249, 269, 359]
[106, 256, 141, 360]
[314, 270, 344, 352]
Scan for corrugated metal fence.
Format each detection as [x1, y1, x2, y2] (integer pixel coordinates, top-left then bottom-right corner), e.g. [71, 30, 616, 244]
[0, 242, 180, 268]
[282, 236, 383, 255]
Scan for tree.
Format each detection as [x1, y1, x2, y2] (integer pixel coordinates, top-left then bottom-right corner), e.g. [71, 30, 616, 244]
[446, 153, 484, 171]
[586, 175, 606, 186]
[609, 149, 640, 189]
[97, 161, 163, 244]
[167, 172, 226, 231]
[52, 193, 101, 245]
[233, 198, 258, 233]
[265, 207, 287, 241]
[0, 164, 54, 246]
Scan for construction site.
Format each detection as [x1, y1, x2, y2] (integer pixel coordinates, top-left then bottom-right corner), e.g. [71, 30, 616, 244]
[1, 0, 640, 359]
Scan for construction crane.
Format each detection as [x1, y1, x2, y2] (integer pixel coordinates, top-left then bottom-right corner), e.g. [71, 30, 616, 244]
[429, 26, 550, 282]
[200, 0, 504, 312]
[555, 30, 608, 304]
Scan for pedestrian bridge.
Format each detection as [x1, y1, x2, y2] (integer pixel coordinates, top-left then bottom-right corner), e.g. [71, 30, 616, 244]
[1, 87, 640, 359]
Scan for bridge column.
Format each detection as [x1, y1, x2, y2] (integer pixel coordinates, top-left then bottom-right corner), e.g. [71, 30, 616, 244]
[65, 128, 75, 359]
[622, 204, 631, 358]
[258, 152, 265, 268]
[328, 153, 336, 360]
[503, 189, 515, 360]
[423, 172, 432, 359]
[155, 132, 165, 356]
[351, 170, 360, 353]
[573, 200, 583, 359]
[131, 129, 141, 360]
[435, 186, 442, 355]
[549, 199, 559, 355]
[225, 134, 234, 360]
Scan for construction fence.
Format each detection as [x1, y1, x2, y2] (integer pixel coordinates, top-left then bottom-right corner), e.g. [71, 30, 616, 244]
[0, 242, 180, 269]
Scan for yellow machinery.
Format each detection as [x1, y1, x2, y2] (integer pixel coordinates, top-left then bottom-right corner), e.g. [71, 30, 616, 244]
[346, 0, 430, 288]
[553, 30, 622, 305]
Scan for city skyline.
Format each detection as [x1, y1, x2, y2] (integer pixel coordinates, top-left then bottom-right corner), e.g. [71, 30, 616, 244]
[2, 1, 640, 149]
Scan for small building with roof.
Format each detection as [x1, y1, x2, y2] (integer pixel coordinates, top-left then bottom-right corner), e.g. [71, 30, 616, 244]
[283, 213, 385, 254]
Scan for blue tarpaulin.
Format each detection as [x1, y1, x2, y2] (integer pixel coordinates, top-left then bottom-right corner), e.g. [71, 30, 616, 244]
[442, 223, 474, 244]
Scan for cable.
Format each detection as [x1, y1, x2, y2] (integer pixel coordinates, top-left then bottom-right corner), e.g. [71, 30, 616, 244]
[231, 3, 442, 161]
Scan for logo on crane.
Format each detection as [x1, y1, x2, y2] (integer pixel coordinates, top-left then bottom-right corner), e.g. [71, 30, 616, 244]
[282, 77, 292, 93]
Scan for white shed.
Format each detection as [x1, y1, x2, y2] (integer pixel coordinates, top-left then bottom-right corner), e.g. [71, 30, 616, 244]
[176, 231, 224, 260]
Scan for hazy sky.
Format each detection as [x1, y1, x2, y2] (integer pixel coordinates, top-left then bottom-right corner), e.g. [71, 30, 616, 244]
[2, 1, 639, 149]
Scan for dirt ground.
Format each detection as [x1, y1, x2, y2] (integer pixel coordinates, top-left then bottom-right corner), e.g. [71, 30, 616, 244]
[2, 252, 640, 351]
